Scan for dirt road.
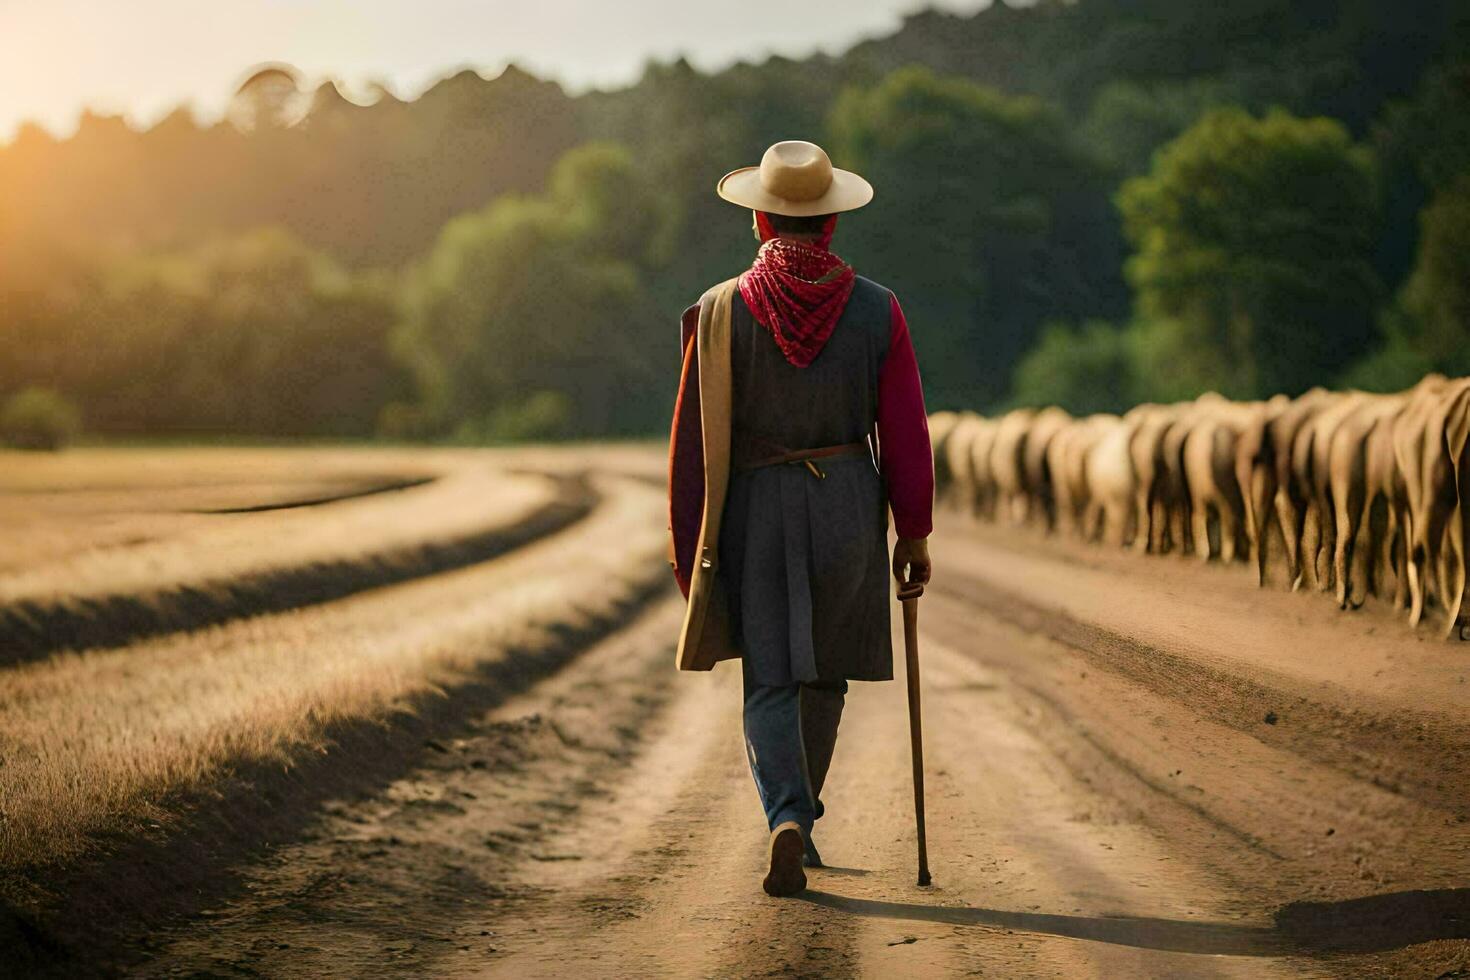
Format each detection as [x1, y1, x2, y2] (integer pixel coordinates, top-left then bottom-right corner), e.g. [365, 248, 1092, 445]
[8, 450, 1467, 978]
[118, 523, 1467, 977]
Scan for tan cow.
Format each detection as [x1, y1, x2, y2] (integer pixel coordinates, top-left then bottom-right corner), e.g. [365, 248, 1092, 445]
[989, 409, 1037, 525]
[1156, 407, 1197, 556]
[1267, 388, 1336, 589]
[1182, 399, 1254, 563]
[1442, 381, 1470, 639]
[968, 416, 1001, 521]
[1046, 417, 1092, 537]
[1326, 393, 1408, 609]
[1391, 376, 1455, 628]
[1084, 414, 1138, 546]
[1124, 403, 1179, 554]
[1232, 395, 1289, 584]
[1158, 394, 1229, 558]
[928, 410, 960, 496]
[1400, 377, 1470, 635]
[1293, 392, 1365, 591]
[1021, 406, 1073, 533]
[1367, 397, 1413, 611]
[940, 411, 983, 515]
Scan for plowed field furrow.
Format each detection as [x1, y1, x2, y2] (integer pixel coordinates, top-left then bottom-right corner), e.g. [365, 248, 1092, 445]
[2, 475, 668, 970]
[0, 468, 593, 663]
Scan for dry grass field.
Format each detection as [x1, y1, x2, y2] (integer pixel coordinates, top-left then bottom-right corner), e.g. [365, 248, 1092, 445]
[1, 445, 1465, 978]
[0, 448, 614, 660]
[0, 474, 661, 869]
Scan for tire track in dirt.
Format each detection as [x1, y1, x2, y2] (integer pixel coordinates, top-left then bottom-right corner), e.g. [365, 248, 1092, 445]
[809, 639, 1304, 979]
[381, 608, 1321, 977]
[920, 583, 1468, 975]
[123, 597, 692, 980]
[189, 475, 436, 513]
[475, 649, 863, 979]
[0, 471, 592, 665]
[427, 570, 1461, 976]
[932, 518, 1470, 821]
[114, 539, 1465, 977]
[4, 475, 666, 974]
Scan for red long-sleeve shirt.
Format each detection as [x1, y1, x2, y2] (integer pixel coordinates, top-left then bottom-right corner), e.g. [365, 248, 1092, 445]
[669, 288, 933, 596]
[877, 293, 934, 539]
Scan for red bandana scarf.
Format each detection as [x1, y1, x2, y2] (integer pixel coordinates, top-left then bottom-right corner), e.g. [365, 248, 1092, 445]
[737, 211, 856, 368]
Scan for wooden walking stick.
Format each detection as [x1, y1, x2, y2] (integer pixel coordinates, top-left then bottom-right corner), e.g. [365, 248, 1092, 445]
[898, 578, 932, 887]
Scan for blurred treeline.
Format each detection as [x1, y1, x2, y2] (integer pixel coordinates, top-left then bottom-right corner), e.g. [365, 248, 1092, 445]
[1, 0, 1468, 439]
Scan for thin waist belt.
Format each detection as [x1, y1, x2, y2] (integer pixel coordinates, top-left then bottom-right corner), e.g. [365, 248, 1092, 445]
[734, 441, 869, 480]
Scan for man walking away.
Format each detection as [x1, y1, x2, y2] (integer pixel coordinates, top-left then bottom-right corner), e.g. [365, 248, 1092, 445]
[668, 140, 934, 897]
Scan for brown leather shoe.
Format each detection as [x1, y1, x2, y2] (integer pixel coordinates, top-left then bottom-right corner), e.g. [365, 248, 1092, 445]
[762, 821, 807, 897]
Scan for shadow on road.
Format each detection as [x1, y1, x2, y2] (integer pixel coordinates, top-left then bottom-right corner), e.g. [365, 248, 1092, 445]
[801, 887, 1469, 957]
[814, 866, 872, 878]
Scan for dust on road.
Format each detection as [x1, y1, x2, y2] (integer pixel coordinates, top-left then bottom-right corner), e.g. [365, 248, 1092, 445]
[127, 524, 1468, 978]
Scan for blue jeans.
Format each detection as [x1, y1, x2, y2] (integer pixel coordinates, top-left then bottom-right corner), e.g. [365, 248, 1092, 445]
[741, 657, 847, 837]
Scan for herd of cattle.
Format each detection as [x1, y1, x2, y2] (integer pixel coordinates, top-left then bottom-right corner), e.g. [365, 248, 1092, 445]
[929, 375, 1470, 639]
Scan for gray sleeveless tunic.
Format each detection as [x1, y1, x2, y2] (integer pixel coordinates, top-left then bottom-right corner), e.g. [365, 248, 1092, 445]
[718, 275, 894, 686]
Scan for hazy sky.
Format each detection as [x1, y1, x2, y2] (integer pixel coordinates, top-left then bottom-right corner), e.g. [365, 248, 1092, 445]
[0, 0, 990, 141]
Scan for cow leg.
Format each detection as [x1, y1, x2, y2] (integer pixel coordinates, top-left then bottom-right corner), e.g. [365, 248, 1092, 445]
[1333, 497, 1352, 609]
[1334, 474, 1364, 610]
[1315, 493, 1337, 592]
[1193, 500, 1213, 562]
[1422, 495, 1455, 615]
[1083, 499, 1103, 544]
[1362, 493, 1386, 601]
[1105, 502, 1128, 549]
[1436, 511, 1464, 639]
[1299, 502, 1322, 591]
[1408, 533, 1427, 628]
[1446, 505, 1470, 643]
[1219, 500, 1240, 564]
[1150, 498, 1168, 553]
[1348, 496, 1375, 609]
[1441, 509, 1466, 640]
[1250, 469, 1273, 585]
[1436, 520, 1457, 617]
[1168, 499, 1187, 557]
[1132, 488, 1151, 552]
[1385, 504, 1407, 609]
[1275, 489, 1302, 589]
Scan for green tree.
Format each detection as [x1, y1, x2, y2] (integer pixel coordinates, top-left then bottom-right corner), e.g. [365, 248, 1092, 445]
[105, 229, 404, 435]
[1117, 107, 1382, 399]
[829, 66, 1126, 410]
[1124, 315, 1241, 404]
[578, 54, 841, 318]
[1378, 59, 1470, 192]
[395, 142, 669, 438]
[1008, 320, 1135, 415]
[1347, 173, 1470, 387]
[0, 230, 404, 437]
[1081, 79, 1244, 177]
[1400, 175, 1470, 372]
[1371, 58, 1470, 302]
[0, 386, 81, 450]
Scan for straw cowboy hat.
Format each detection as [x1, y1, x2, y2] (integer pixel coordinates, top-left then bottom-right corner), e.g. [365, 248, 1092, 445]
[717, 140, 873, 217]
